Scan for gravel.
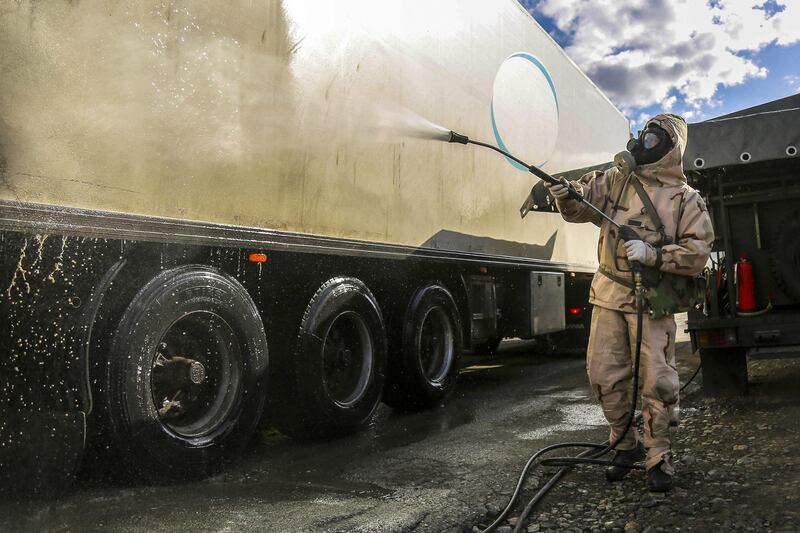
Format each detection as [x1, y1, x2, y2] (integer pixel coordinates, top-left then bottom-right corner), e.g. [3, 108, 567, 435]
[471, 343, 800, 533]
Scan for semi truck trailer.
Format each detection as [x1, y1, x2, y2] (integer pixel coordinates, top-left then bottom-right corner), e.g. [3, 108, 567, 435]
[0, 0, 629, 493]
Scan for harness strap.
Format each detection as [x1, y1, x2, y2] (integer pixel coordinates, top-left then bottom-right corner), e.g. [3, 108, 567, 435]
[598, 265, 635, 288]
[630, 177, 667, 240]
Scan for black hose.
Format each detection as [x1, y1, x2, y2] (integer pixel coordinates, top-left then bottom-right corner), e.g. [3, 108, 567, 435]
[680, 363, 702, 393]
[490, 330, 705, 533]
[467, 139, 533, 171]
[483, 283, 646, 533]
[448, 134, 700, 533]
[538, 296, 644, 468]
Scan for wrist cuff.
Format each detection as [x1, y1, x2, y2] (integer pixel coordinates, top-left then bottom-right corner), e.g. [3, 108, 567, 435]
[643, 243, 658, 267]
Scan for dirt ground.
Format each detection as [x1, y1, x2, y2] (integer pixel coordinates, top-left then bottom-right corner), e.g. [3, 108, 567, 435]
[476, 325, 800, 533]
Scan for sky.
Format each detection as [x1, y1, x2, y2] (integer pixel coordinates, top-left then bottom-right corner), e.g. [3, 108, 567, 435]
[520, 0, 800, 129]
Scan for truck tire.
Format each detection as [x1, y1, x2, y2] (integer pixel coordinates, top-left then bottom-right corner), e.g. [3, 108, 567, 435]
[102, 266, 268, 480]
[699, 347, 748, 395]
[383, 283, 463, 411]
[279, 277, 387, 439]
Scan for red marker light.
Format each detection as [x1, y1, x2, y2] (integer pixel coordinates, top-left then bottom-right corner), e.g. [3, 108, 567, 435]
[478, 266, 488, 274]
[248, 252, 268, 263]
[568, 306, 582, 316]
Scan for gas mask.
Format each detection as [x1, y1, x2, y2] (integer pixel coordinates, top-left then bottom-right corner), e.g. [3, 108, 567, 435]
[626, 123, 674, 166]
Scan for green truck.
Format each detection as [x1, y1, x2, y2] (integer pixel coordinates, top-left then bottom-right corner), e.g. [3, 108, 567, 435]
[683, 94, 800, 393]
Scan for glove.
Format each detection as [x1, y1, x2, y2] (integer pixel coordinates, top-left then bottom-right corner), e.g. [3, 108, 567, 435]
[546, 177, 572, 201]
[624, 239, 656, 266]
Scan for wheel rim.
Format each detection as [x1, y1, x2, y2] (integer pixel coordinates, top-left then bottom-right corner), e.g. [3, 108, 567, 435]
[321, 311, 374, 407]
[418, 306, 455, 384]
[150, 311, 242, 438]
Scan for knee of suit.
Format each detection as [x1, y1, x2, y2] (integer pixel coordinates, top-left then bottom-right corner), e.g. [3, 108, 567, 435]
[588, 365, 631, 392]
[653, 375, 679, 404]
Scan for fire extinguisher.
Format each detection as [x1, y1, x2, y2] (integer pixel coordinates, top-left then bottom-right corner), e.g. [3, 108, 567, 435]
[736, 254, 757, 312]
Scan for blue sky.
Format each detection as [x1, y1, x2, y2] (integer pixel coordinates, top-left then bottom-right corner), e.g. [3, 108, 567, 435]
[521, 0, 800, 129]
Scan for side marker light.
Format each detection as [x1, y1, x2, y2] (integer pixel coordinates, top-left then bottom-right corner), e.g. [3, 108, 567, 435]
[248, 252, 269, 263]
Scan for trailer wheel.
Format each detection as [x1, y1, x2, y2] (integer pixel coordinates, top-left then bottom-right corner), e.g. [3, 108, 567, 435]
[280, 277, 387, 439]
[383, 284, 463, 411]
[699, 347, 748, 395]
[102, 266, 268, 480]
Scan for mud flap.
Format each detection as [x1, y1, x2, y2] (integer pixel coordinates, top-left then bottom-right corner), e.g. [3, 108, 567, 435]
[0, 408, 85, 498]
[699, 347, 748, 396]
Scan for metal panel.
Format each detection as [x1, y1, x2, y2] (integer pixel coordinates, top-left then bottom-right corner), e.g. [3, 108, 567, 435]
[0, 0, 627, 270]
[467, 275, 498, 342]
[684, 100, 800, 171]
[530, 271, 565, 335]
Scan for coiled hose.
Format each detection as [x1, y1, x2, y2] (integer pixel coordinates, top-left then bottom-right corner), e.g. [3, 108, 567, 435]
[483, 277, 648, 533]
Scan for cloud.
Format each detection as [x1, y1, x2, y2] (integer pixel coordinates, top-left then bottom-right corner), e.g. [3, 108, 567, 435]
[527, 0, 800, 118]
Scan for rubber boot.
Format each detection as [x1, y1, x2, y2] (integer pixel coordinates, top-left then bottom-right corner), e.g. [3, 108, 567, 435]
[647, 461, 673, 492]
[605, 442, 645, 482]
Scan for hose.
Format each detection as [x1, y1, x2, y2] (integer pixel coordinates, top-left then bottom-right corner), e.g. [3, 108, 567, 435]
[444, 132, 647, 533]
[442, 132, 700, 533]
[485, 307, 706, 533]
[736, 300, 772, 317]
[483, 273, 652, 533]
[482, 281, 646, 533]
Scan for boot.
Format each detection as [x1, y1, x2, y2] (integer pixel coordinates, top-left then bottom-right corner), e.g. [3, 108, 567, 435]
[605, 442, 645, 482]
[647, 461, 673, 492]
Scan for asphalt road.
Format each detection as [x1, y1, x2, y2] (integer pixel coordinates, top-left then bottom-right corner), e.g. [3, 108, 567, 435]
[6, 315, 796, 533]
[1, 320, 703, 533]
[1, 338, 603, 532]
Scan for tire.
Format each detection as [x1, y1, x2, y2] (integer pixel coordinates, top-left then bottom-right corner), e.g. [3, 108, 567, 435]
[102, 265, 268, 480]
[699, 347, 748, 396]
[383, 283, 463, 411]
[278, 277, 387, 439]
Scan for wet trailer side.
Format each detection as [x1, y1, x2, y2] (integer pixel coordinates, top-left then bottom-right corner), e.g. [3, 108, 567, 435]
[0, 0, 625, 495]
[0, 203, 594, 495]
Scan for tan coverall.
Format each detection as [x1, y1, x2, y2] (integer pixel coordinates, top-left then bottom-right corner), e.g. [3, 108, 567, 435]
[555, 114, 714, 474]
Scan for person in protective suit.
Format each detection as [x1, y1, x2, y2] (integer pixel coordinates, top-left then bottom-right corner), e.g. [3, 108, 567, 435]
[546, 113, 714, 492]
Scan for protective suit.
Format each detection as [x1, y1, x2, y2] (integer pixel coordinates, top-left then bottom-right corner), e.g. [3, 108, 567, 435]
[551, 114, 714, 484]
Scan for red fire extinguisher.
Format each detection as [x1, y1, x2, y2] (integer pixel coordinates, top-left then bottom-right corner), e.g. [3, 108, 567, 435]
[736, 254, 756, 312]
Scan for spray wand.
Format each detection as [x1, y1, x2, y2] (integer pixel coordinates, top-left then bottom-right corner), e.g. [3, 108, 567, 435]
[448, 131, 638, 242]
[446, 130, 647, 532]
[447, 131, 645, 280]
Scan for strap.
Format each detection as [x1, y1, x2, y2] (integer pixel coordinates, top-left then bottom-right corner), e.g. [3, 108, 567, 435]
[610, 173, 633, 216]
[598, 265, 635, 289]
[630, 177, 665, 235]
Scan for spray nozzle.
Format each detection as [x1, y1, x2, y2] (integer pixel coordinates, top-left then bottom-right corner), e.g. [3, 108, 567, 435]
[448, 131, 469, 144]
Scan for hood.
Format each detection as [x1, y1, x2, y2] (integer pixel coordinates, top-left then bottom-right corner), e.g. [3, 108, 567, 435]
[635, 113, 688, 186]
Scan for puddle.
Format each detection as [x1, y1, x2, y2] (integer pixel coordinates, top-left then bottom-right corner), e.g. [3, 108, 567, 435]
[517, 402, 607, 440]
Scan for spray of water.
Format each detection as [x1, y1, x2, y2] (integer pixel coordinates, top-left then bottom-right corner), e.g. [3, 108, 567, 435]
[368, 106, 452, 142]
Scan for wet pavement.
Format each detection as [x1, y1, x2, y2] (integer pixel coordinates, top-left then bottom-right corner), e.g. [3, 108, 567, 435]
[4, 315, 798, 532]
[2, 338, 605, 532]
